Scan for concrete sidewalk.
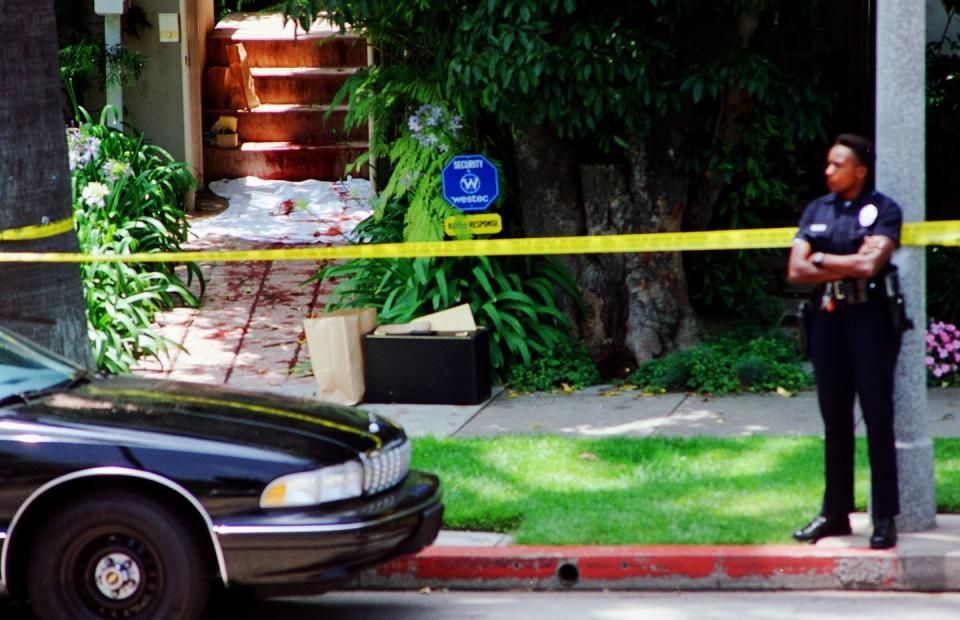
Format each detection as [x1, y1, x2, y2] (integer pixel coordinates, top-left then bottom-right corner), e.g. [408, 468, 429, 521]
[132, 240, 960, 591]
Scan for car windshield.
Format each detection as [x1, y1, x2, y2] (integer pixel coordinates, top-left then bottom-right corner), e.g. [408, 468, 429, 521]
[0, 327, 86, 402]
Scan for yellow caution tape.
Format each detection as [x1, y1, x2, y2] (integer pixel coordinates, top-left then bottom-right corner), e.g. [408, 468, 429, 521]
[0, 217, 74, 242]
[0, 221, 958, 263]
[902, 220, 960, 246]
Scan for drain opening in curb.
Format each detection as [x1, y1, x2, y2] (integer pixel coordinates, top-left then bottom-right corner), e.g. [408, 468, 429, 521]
[557, 562, 579, 587]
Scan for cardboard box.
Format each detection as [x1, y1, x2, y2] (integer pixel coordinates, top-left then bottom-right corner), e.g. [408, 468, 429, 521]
[215, 133, 238, 148]
[363, 329, 491, 404]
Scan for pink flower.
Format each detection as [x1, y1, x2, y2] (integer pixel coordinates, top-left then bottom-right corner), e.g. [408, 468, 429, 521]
[927, 321, 960, 383]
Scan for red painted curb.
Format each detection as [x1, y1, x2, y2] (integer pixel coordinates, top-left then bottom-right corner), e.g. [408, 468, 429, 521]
[358, 545, 907, 591]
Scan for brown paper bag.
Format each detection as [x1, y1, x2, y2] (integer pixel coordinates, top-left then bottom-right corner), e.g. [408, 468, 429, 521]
[303, 308, 377, 405]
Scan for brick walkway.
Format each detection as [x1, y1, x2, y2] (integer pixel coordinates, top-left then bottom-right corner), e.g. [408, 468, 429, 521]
[132, 210, 334, 399]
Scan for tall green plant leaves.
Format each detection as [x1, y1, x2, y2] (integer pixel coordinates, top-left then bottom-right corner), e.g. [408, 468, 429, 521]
[317, 253, 576, 380]
[306, 200, 585, 381]
[67, 109, 204, 373]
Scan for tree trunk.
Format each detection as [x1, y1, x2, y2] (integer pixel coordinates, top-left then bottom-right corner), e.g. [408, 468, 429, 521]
[512, 124, 584, 238]
[622, 140, 699, 363]
[0, 1, 93, 367]
[578, 163, 635, 375]
[511, 125, 592, 345]
[513, 124, 699, 373]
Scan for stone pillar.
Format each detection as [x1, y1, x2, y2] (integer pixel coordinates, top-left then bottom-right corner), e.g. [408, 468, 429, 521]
[103, 14, 123, 127]
[875, 0, 936, 531]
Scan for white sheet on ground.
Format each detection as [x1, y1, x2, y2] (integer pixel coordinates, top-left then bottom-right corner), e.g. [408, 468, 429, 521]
[192, 176, 373, 244]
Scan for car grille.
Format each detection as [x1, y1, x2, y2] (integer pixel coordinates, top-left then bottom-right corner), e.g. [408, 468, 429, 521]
[362, 440, 411, 495]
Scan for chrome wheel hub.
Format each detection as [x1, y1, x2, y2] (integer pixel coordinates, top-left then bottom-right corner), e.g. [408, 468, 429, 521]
[93, 552, 141, 600]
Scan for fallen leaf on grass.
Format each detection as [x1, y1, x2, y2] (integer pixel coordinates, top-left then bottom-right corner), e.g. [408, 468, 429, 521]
[579, 451, 598, 461]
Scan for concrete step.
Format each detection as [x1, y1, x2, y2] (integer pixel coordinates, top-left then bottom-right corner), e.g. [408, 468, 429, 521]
[208, 12, 367, 68]
[203, 104, 367, 143]
[203, 141, 368, 182]
[248, 67, 356, 104]
[203, 67, 356, 108]
[208, 34, 367, 69]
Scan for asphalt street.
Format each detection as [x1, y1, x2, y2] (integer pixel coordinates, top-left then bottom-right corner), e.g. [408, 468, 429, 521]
[206, 590, 960, 620]
[7, 589, 960, 619]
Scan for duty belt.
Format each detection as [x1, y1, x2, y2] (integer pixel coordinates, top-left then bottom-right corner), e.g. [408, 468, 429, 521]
[819, 276, 883, 310]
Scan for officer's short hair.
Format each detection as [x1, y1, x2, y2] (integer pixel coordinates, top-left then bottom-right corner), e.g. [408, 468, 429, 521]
[834, 133, 874, 170]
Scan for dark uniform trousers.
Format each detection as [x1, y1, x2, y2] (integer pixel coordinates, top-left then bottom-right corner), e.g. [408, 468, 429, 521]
[810, 293, 900, 519]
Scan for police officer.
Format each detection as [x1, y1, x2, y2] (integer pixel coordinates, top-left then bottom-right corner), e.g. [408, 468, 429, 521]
[787, 133, 903, 549]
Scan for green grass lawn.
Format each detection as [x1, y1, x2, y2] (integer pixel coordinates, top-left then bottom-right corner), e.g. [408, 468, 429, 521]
[412, 435, 960, 545]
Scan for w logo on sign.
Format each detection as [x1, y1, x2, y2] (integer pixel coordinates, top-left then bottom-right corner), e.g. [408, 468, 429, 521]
[459, 173, 481, 194]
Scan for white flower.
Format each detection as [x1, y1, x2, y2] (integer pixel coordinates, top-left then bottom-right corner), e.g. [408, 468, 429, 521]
[407, 103, 462, 153]
[81, 182, 110, 209]
[102, 159, 132, 181]
[65, 127, 101, 171]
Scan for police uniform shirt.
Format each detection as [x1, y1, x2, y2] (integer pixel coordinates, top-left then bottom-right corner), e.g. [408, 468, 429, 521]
[794, 190, 903, 259]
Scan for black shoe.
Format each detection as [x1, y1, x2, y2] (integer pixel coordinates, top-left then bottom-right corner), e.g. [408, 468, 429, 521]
[870, 517, 897, 549]
[792, 515, 852, 543]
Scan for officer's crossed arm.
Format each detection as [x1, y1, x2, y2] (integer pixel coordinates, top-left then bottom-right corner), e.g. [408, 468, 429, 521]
[787, 235, 896, 284]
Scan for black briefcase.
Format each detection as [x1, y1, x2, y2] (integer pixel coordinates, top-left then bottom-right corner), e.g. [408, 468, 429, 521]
[362, 328, 491, 404]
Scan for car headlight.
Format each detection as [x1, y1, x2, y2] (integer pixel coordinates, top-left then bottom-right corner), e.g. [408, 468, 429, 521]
[260, 461, 364, 508]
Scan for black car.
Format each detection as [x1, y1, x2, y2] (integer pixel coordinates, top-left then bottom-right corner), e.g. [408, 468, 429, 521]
[0, 325, 442, 619]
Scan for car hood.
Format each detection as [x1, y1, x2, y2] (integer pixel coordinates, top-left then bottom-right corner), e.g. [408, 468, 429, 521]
[21, 375, 405, 459]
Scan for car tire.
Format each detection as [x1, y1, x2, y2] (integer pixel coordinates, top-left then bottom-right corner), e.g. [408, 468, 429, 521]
[26, 490, 211, 620]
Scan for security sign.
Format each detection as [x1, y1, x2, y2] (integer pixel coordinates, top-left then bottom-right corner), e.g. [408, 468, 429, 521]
[442, 154, 500, 212]
[444, 213, 503, 237]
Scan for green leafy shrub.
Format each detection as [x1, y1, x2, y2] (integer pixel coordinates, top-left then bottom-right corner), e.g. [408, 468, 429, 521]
[372, 104, 468, 242]
[685, 250, 786, 323]
[311, 202, 581, 381]
[68, 108, 204, 373]
[505, 340, 600, 393]
[316, 254, 579, 380]
[927, 6, 960, 224]
[623, 327, 812, 395]
[58, 33, 146, 120]
[927, 246, 960, 324]
[925, 7, 960, 325]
